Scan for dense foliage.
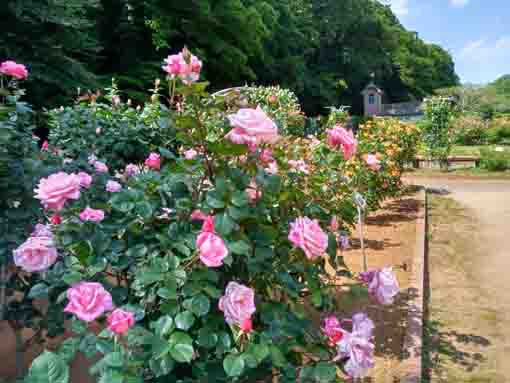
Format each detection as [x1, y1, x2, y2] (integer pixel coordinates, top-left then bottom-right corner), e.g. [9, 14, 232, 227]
[1, 0, 458, 114]
[1, 55, 420, 382]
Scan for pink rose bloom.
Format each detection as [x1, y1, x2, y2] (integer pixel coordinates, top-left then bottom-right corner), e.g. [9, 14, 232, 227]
[125, 164, 140, 177]
[336, 313, 375, 379]
[107, 308, 135, 335]
[226, 106, 279, 146]
[191, 209, 208, 221]
[196, 216, 229, 268]
[145, 152, 161, 170]
[240, 318, 253, 333]
[106, 180, 122, 193]
[77, 172, 93, 189]
[288, 159, 310, 175]
[265, 161, 279, 175]
[162, 49, 202, 84]
[288, 217, 328, 260]
[34, 172, 81, 211]
[259, 149, 274, 164]
[327, 126, 357, 160]
[364, 154, 381, 171]
[13, 224, 58, 273]
[219, 282, 256, 327]
[64, 282, 114, 322]
[184, 149, 198, 160]
[360, 268, 400, 305]
[41, 141, 49, 151]
[329, 216, 339, 232]
[0, 60, 28, 79]
[245, 179, 261, 203]
[322, 315, 344, 346]
[94, 161, 109, 173]
[80, 207, 105, 222]
[50, 214, 62, 225]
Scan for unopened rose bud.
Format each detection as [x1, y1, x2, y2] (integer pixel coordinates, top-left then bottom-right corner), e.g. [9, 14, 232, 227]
[96, 128, 101, 135]
[127, 99, 132, 106]
[155, 78, 161, 86]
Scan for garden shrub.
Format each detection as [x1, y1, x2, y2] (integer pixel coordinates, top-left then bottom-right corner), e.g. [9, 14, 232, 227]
[3, 52, 415, 383]
[480, 148, 510, 171]
[237, 85, 306, 136]
[48, 81, 175, 169]
[452, 115, 488, 145]
[486, 117, 510, 144]
[421, 97, 456, 169]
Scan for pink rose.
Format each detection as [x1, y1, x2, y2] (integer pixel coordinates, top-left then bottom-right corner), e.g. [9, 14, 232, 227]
[322, 315, 344, 346]
[78, 172, 93, 189]
[80, 207, 105, 222]
[191, 209, 208, 221]
[196, 216, 228, 268]
[125, 164, 140, 177]
[219, 282, 256, 327]
[0, 60, 28, 79]
[162, 49, 202, 84]
[34, 172, 81, 211]
[184, 149, 198, 160]
[94, 161, 109, 173]
[329, 216, 339, 232]
[245, 179, 261, 203]
[364, 154, 381, 171]
[106, 180, 122, 193]
[327, 126, 357, 160]
[13, 225, 57, 272]
[64, 282, 114, 322]
[226, 106, 279, 146]
[107, 308, 135, 335]
[288, 159, 310, 175]
[288, 217, 328, 260]
[360, 268, 400, 305]
[259, 149, 274, 164]
[41, 141, 49, 151]
[50, 214, 62, 225]
[336, 313, 375, 378]
[265, 161, 279, 175]
[240, 318, 253, 333]
[145, 152, 161, 170]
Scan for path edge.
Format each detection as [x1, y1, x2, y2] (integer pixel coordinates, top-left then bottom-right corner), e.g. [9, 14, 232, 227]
[401, 187, 427, 382]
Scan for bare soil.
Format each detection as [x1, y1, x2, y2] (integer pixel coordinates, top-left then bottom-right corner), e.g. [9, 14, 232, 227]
[406, 177, 510, 383]
[325, 192, 422, 382]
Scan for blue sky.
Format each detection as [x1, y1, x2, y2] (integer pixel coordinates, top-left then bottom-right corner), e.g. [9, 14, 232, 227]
[382, 0, 510, 84]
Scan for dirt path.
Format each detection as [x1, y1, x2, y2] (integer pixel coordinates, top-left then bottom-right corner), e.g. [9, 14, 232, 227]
[406, 177, 510, 382]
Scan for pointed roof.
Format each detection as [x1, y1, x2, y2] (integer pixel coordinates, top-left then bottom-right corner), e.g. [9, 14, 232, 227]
[361, 82, 384, 95]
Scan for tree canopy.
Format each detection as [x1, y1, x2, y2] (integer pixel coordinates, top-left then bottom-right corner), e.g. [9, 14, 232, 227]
[1, 0, 459, 115]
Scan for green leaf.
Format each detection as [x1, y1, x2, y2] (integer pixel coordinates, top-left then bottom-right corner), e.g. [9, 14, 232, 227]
[190, 294, 210, 316]
[126, 244, 148, 258]
[229, 240, 251, 256]
[231, 190, 249, 207]
[150, 354, 175, 377]
[58, 338, 80, 364]
[26, 351, 69, 383]
[327, 233, 337, 261]
[197, 328, 218, 349]
[270, 346, 286, 367]
[157, 287, 177, 300]
[169, 332, 194, 363]
[223, 354, 245, 377]
[206, 193, 225, 209]
[151, 315, 174, 337]
[62, 271, 83, 285]
[251, 344, 270, 363]
[28, 283, 49, 299]
[313, 362, 337, 383]
[69, 241, 93, 265]
[215, 212, 235, 236]
[175, 311, 195, 331]
[102, 352, 123, 368]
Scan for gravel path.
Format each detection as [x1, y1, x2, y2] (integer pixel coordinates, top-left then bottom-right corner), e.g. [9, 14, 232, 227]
[406, 177, 510, 382]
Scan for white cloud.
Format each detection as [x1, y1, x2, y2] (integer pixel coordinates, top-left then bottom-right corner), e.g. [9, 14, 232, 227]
[456, 37, 510, 83]
[379, 0, 410, 16]
[450, 0, 470, 7]
[458, 37, 510, 61]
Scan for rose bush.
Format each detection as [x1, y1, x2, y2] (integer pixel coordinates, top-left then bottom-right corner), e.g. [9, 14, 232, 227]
[3, 54, 419, 383]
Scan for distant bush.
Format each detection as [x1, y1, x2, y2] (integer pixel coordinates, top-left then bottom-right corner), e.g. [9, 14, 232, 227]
[452, 115, 488, 145]
[485, 117, 510, 144]
[480, 147, 510, 171]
